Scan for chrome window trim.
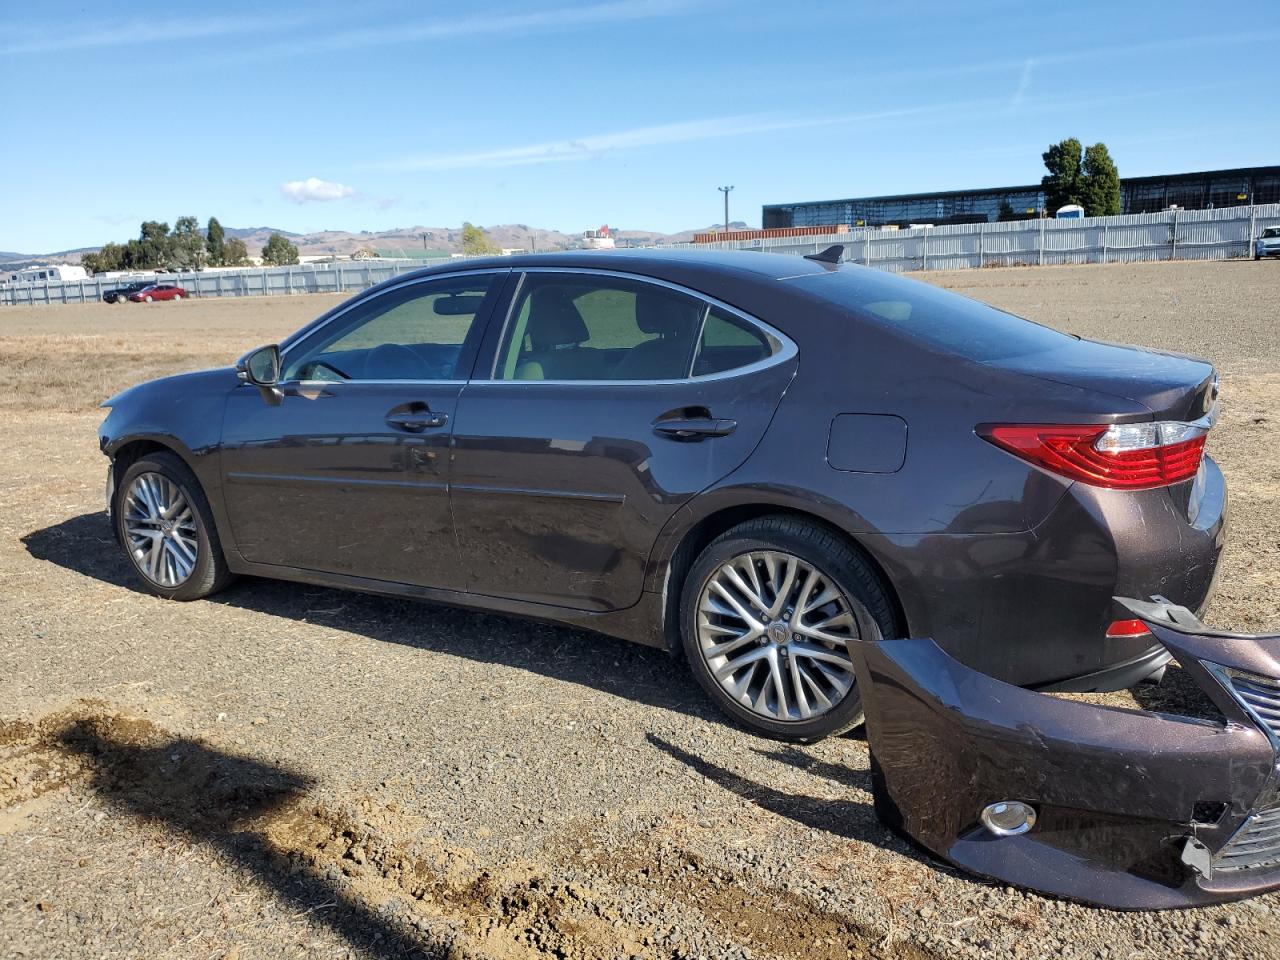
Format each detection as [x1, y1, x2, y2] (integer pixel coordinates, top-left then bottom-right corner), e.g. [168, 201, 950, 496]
[277, 268, 511, 383]
[485, 266, 795, 384]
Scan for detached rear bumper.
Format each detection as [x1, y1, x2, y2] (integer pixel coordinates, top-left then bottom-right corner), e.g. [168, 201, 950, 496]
[854, 599, 1280, 909]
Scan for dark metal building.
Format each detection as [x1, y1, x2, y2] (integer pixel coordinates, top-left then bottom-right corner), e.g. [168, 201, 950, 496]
[763, 166, 1280, 229]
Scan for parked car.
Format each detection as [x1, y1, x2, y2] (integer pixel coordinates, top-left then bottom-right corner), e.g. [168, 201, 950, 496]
[98, 249, 1225, 742]
[102, 281, 151, 304]
[1255, 226, 1280, 259]
[129, 283, 187, 303]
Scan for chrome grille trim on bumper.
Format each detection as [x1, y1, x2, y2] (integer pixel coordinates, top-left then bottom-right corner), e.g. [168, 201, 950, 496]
[1216, 801, 1280, 872]
[1229, 671, 1280, 740]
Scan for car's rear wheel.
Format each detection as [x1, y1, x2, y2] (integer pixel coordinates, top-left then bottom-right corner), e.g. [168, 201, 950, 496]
[173, 293, 182, 301]
[680, 516, 899, 742]
[114, 452, 233, 601]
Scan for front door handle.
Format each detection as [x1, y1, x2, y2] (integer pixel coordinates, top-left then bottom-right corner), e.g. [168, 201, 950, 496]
[653, 417, 737, 441]
[386, 407, 449, 432]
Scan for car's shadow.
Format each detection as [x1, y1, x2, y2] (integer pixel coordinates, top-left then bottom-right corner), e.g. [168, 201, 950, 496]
[22, 511, 806, 737]
[22, 512, 947, 898]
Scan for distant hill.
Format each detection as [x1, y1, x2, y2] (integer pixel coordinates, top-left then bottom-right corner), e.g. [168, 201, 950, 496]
[9, 221, 755, 266]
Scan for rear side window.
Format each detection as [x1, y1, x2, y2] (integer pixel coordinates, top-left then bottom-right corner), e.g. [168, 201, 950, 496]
[787, 267, 1074, 361]
[496, 274, 705, 381]
[694, 307, 773, 376]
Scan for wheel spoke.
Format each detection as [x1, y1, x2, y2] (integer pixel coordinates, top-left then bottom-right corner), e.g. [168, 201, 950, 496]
[721, 563, 770, 615]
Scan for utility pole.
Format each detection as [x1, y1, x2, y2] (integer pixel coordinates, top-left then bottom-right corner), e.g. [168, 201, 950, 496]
[420, 232, 429, 250]
[718, 185, 735, 234]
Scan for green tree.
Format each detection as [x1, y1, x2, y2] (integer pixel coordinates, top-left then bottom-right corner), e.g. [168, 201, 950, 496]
[222, 237, 250, 266]
[1080, 143, 1122, 217]
[996, 200, 1017, 222]
[206, 216, 226, 266]
[171, 215, 207, 271]
[461, 222, 499, 256]
[261, 232, 299, 266]
[1041, 138, 1084, 215]
[82, 242, 126, 275]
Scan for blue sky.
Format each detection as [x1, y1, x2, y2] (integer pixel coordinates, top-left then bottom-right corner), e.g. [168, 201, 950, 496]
[3, 0, 1278, 253]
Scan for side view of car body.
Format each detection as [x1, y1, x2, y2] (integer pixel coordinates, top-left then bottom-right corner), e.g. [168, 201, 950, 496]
[128, 283, 187, 302]
[102, 281, 151, 304]
[99, 250, 1227, 742]
[1256, 226, 1280, 259]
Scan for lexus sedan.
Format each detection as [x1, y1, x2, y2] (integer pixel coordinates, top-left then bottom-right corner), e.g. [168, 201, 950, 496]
[129, 283, 187, 302]
[98, 249, 1226, 741]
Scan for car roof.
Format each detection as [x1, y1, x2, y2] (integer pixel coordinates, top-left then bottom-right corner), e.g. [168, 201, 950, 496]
[402, 248, 833, 283]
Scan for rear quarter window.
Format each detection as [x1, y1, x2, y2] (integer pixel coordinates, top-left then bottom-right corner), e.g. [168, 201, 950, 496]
[787, 267, 1074, 361]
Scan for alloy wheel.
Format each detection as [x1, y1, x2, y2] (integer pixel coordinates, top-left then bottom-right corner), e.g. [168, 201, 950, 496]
[696, 550, 859, 723]
[123, 472, 200, 587]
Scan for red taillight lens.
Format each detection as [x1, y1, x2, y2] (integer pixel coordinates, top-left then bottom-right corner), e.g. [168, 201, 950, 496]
[980, 422, 1207, 490]
[1105, 618, 1153, 638]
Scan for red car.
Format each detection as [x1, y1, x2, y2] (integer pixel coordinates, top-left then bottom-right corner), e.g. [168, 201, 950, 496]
[129, 283, 188, 303]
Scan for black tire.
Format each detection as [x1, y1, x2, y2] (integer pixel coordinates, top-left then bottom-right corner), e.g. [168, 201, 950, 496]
[113, 451, 234, 601]
[680, 515, 900, 742]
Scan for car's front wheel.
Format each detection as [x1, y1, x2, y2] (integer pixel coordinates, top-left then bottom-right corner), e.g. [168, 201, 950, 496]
[173, 293, 182, 301]
[143, 295, 153, 302]
[114, 451, 233, 600]
[680, 516, 899, 742]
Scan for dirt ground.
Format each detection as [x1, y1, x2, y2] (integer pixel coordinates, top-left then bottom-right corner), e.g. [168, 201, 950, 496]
[1, 260, 1278, 960]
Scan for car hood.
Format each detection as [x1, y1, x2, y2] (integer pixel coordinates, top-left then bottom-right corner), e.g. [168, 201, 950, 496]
[987, 337, 1215, 421]
[102, 366, 238, 408]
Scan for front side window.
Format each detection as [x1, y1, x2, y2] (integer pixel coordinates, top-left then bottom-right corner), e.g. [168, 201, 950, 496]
[495, 274, 706, 381]
[284, 274, 498, 382]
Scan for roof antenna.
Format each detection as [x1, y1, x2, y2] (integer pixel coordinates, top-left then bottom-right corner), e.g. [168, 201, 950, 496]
[804, 244, 845, 265]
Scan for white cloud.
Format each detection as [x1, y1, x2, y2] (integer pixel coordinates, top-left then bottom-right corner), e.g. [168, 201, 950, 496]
[1010, 58, 1035, 110]
[280, 177, 358, 203]
[1, 13, 314, 56]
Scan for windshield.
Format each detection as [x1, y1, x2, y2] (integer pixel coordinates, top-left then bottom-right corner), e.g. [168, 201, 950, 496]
[784, 266, 1075, 361]
[1263, 228, 1280, 238]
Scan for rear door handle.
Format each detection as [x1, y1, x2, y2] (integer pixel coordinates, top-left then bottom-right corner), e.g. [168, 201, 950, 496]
[386, 409, 449, 432]
[653, 417, 737, 441]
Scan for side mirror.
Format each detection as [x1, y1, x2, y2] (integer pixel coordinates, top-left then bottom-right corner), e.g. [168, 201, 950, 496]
[236, 344, 281, 386]
[236, 344, 282, 404]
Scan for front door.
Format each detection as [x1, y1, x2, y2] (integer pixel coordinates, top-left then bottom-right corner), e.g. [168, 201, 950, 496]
[450, 269, 797, 611]
[219, 270, 506, 590]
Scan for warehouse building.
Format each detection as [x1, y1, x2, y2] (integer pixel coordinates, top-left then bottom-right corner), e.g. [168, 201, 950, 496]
[762, 165, 1280, 229]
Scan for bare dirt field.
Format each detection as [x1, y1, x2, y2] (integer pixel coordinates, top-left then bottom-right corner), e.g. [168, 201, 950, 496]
[1, 260, 1278, 960]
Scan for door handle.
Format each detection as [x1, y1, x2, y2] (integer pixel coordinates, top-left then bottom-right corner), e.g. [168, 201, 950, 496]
[386, 409, 449, 432]
[653, 417, 737, 441]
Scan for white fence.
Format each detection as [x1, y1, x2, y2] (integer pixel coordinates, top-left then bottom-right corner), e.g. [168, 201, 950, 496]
[687, 203, 1280, 272]
[4, 204, 1279, 306]
[0, 257, 453, 306]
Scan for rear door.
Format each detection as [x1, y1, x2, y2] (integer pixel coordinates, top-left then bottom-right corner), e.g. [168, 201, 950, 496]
[219, 270, 507, 589]
[449, 268, 797, 611]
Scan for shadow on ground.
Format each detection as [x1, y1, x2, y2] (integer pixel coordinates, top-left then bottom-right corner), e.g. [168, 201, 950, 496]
[22, 512, 725, 729]
[56, 715, 448, 959]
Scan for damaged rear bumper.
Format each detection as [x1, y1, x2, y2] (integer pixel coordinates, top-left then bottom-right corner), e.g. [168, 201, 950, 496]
[853, 598, 1280, 909]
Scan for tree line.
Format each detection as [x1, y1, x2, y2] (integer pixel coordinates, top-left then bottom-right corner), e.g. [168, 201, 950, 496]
[82, 218, 299, 274]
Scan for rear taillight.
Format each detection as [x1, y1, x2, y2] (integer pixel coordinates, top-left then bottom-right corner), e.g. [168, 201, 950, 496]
[980, 420, 1209, 490]
[1105, 618, 1153, 639]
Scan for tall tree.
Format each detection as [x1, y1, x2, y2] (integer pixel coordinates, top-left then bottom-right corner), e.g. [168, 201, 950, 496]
[171, 215, 207, 271]
[137, 220, 172, 269]
[206, 217, 226, 266]
[261, 232, 299, 266]
[461, 222, 499, 256]
[222, 237, 250, 266]
[1080, 143, 1122, 217]
[1041, 138, 1084, 214]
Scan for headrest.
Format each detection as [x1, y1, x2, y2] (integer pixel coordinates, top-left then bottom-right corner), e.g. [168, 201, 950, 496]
[526, 287, 589, 349]
[636, 290, 700, 337]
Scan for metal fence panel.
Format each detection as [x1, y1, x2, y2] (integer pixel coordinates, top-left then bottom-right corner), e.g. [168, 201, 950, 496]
[4, 205, 1280, 306]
